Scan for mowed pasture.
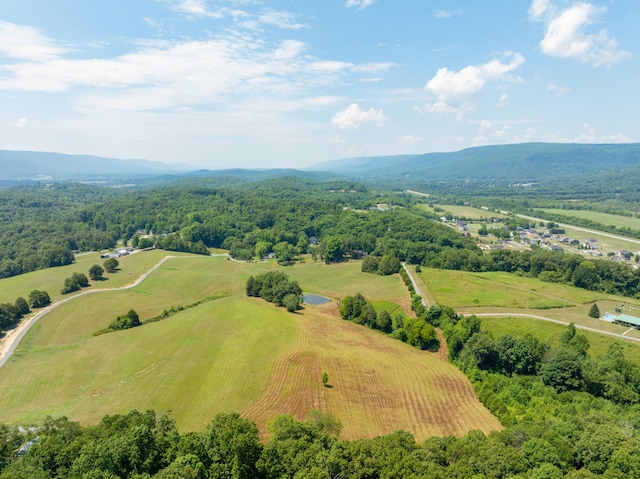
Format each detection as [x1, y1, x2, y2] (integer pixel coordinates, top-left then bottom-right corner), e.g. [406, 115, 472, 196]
[540, 208, 640, 232]
[416, 267, 640, 343]
[0, 249, 182, 305]
[0, 255, 501, 441]
[417, 203, 508, 220]
[418, 268, 604, 309]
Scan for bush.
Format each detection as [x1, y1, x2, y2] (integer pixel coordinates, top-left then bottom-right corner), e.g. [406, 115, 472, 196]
[109, 309, 141, 331]
[588, 303, 600, 318]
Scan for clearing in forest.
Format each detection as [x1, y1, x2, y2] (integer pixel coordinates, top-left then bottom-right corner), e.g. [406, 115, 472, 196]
[0, 255, 501, 440]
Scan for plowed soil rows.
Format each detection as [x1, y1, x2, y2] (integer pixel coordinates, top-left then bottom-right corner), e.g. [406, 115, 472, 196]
[243, 301, 502, 442]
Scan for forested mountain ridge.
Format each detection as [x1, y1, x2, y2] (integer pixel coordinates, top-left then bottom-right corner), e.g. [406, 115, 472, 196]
[4, 142, 640, 185]
[309, 142, 640, 184]
[0, 150, 194, 180]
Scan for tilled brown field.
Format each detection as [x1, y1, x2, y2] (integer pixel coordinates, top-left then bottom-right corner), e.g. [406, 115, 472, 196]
[242, 301, 502, 442]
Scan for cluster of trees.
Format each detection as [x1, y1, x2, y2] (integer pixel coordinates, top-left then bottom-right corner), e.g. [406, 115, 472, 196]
[64, 259, 118, 292]
[360, 254, 401, 275]
[28, 290, 51, 308]
[246, 271, 302, 312]
[61, 272, 89, 294]
[0, 297, 29, 332]
[0, 290, 50, 334]
[339, 293, 439, 351]
[108, 309, 141, 331]
[88, 264, 104, 280]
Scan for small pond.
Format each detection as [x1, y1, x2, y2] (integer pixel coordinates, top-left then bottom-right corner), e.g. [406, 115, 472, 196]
[302, 293, 331, 305]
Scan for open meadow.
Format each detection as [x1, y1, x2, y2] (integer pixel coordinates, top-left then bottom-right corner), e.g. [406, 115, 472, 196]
[0, 249, 183, 305]
[540, 208, 640, 231]
[417, 203, 508, 220]
[0, 254, 501, 441]
[416, 266, 640, 343]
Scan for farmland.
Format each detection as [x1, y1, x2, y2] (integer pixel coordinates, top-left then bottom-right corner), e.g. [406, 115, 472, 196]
[0, 254, 501, 440]
[539, 208, 640, 231]
[416, 266, 640, 341]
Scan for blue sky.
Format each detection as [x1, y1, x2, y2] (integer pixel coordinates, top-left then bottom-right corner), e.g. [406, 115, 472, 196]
[0, 1, 636, 168]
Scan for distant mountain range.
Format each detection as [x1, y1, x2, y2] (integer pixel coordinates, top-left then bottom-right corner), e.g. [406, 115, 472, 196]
[2, 142, 640, 186]
[307, 142, 640, 183]
[0, 150, 194, 181]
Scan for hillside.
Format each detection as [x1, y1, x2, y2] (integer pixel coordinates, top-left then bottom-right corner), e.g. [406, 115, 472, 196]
[309, 142, 640, 183]
[0, 150, 194, 180]
[0, 254, 500, 440]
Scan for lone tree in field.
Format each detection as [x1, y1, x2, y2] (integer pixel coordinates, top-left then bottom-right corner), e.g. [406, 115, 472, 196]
[322, 372, 329, 386]
[88, 264, 104, 281]
[103, 257, 119, 273]
[588, 303, 600, 318]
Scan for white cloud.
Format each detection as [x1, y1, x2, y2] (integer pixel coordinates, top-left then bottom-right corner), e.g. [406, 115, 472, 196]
[397, 135, 423, 144]
[331, 103, 387, 129]
[144, 17, 163, 29]
[15, 117, 29, 127]
[434, 9, 462, 19]
[496, 93, 509, 107]
[163, 1, 305, 30]
[164, 0, 224, 18]
[256, 9, 308, 30]
[0, 35, 379, 114]
[345, 0, 374, 10]
[424, 52, 525, 115]
[547, 82, 569, 96]
[0, 21, 65, 61]
[529, 0, 631, 67]
[528, 0, 554, 21]
[360, 77, 383, 83]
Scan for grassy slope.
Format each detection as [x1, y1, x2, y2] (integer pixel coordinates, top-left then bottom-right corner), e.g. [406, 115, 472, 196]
[0, 256, 501, 441]
[418, 203, 508, 220]
[419, 268, 605, 309]
[417, 266, 640, 349]
[0, 249, 179, 305]
[540, 208, 640, 231]
[243, 300, 501, 441]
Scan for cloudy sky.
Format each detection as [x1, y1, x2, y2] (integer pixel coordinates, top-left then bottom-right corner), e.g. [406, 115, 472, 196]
[0, 0, 636, 168]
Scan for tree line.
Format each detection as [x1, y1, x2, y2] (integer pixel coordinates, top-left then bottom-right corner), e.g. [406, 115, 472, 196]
[339, 293, 439, 351]
[0, 290, 50, 335]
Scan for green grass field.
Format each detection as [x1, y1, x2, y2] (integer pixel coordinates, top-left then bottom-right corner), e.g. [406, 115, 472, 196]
[0, 249, 186, 305]
[417, 203, 508, 220]
[0, 255, 297, 430]
[540, 208, 640, 231]
[418, 268, 605, 309]
[286, 260, 408, 300]
[0, 255, 502, 440]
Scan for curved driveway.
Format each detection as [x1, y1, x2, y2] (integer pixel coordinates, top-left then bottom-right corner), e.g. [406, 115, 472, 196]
[0, 254, 223, 367]
[400, 261, 640, 344]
